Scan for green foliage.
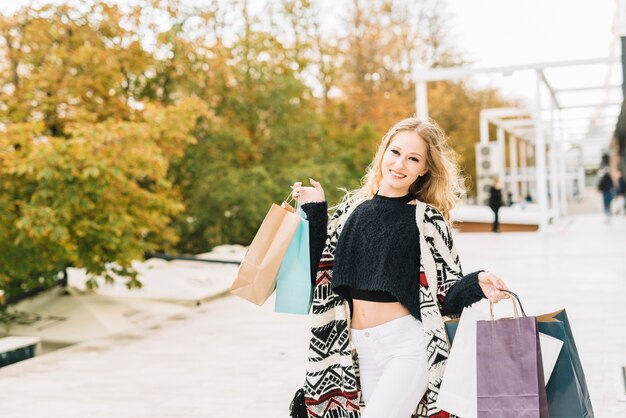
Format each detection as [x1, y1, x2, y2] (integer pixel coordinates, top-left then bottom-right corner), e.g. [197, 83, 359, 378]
[0, 0, 516, 302]
[0, 99, 205, 299]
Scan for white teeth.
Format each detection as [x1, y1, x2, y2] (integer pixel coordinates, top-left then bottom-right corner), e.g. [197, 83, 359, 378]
[390, 170, 406, 179]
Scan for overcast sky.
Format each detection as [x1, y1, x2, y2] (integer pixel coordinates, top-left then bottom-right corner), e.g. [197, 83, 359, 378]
[1, 0, 620, 112]
[1, 0, 617, 62]
[449, 0, 615, 66]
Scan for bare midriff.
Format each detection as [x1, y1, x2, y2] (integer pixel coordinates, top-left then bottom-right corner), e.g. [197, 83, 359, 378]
[350, 299, 411, 330]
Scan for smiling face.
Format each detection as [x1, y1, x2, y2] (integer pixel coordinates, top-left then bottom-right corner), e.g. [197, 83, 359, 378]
[378, 131, 429, 197]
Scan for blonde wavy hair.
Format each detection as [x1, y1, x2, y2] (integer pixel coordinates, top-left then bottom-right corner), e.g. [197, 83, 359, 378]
[333, 117, 466, 224]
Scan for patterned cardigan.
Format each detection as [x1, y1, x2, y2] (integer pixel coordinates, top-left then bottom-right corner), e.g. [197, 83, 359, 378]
[290, 198, 465, 418]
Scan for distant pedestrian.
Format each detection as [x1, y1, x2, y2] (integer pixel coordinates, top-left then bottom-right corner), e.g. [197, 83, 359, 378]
[572, 178, 581, 202]
[597, 169, 614, 223]
[488, 177, 503, 232]
[615, 168, 626, 215]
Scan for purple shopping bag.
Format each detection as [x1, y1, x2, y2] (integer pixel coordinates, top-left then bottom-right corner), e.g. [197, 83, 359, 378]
[476, 291, 549, 418]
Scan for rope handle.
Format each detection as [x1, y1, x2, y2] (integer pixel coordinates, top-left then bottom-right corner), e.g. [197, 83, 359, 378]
[489, 289, 527, 320]
[282, 188, 303, 213]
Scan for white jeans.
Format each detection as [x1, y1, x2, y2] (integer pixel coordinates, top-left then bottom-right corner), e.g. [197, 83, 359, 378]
[351, 315, 429, 418]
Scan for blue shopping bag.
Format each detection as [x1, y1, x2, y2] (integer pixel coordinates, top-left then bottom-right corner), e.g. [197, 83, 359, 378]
[537, 310, 594, 418]
[275, 200, 312, 315]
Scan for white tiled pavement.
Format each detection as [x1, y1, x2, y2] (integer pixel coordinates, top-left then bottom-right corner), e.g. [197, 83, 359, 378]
[0, 198, 625, 418]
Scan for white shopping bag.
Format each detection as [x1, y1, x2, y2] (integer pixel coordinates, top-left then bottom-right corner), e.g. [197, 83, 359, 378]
[437, 303, 564, 417]
[437, 305, 487, 418]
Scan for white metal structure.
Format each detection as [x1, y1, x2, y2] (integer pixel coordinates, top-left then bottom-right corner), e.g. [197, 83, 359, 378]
[414, 56, 622, 230]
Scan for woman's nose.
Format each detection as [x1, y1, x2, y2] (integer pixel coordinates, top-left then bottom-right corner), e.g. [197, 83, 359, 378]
[393, 161, 407, 170]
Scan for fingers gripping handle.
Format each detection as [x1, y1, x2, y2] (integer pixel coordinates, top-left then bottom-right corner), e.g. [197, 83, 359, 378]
[489, 290, 527, 320]
[283, 188, 305, 217]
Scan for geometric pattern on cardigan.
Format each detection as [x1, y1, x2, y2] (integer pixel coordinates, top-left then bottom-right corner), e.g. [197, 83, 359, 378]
[302, 199, 462, 418]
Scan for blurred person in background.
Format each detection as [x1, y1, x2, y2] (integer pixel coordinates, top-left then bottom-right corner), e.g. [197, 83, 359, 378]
[288, 117, 510, 418]
[615, 168, 625, 215]
[488, 177, 503, 232]
[597, 168, 614, 223]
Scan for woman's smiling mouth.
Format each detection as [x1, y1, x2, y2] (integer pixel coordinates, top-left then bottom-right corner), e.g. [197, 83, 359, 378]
[389, 169, 407, 179]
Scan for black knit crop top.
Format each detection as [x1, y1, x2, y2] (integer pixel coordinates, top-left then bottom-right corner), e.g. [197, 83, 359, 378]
[331, 192, 421, 316]
[301, 193, 485, 321]
[349, 288, 398, 303]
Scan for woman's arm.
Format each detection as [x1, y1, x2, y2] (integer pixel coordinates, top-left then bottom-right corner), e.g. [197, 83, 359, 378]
[440, 271, 485, 316]
[301, 201, 328, 286]
[292, 179, 327, 286]
[440, 270, 511, 316]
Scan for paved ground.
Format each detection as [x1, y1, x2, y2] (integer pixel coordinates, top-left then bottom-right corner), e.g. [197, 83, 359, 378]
[0, 191, 624, 417]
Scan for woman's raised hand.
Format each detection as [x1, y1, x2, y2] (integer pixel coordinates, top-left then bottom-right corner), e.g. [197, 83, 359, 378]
[291, 178, 326, 204]
[478, 271, 511, 304]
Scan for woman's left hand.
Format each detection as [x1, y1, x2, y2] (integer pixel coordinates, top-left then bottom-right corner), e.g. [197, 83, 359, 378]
[478, 271, 510, 303]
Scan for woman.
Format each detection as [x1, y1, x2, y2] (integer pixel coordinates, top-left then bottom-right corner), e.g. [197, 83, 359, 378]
[597, 168, 614, 223]
[488, 177, 503, 232]
[289, 117, 510, 418]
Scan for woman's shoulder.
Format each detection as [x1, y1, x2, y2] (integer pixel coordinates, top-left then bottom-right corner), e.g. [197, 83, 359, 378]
[334, 195, 370, 213]
[419, 201, 444, 218]
[327, 197, 369, 227]
[420, 203, 453, 234]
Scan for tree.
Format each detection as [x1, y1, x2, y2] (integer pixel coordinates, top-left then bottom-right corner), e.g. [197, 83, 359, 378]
[0, 0, 519, 305]
[0, 2, 208, 300]
[0, 3, 153, 136]
[334, 0, 515, 195]
[168, 0, 330, 253]
[428, 81, 518, 192]
[0, 98, 206, 298]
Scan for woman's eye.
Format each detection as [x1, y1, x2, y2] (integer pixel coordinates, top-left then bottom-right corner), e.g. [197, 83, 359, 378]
[410, 157, 419, 162]
[390, 149, 399, 155]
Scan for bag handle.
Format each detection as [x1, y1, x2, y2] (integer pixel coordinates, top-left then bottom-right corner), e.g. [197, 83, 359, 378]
[282, 189, 305, 216]
[489, 290, 527, 320]
[283, 189, 295, 205]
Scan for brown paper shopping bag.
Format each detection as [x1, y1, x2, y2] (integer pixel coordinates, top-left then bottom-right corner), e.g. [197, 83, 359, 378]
[230, 200, 301, 305]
